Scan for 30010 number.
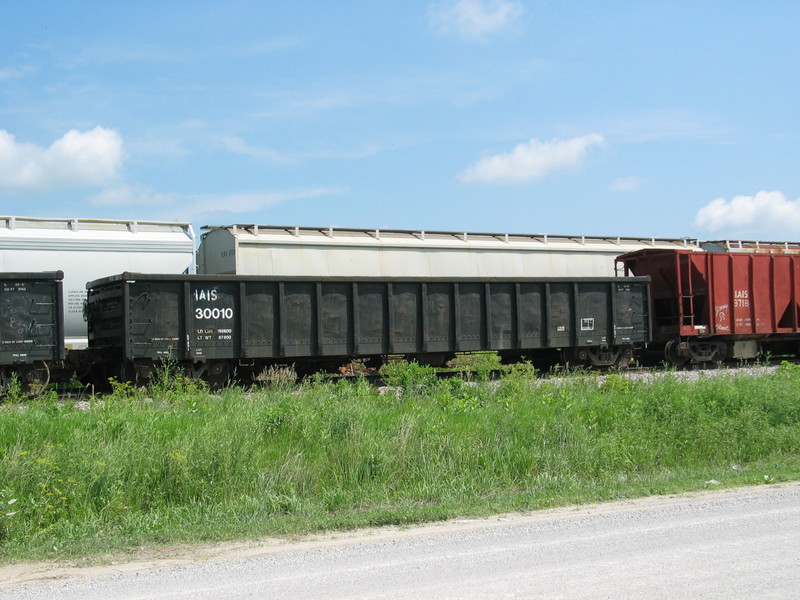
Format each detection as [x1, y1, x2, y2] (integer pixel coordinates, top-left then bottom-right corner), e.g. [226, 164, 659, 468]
[195, 307, 234, 320]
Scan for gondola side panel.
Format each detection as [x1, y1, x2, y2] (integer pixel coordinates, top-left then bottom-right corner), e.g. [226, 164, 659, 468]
[318, 282, 352, 356]
[243, 281, 279, 358]
[188, 281, 239, 360]
[0, 273, 64, 364]
[127, 281, 184, 360]
[355, 282, 388, 356]
[575, 282, 610, 347]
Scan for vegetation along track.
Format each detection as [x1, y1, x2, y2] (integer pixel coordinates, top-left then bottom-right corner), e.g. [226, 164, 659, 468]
[15, 353, 796, 402]
[2, 357, 800, 564]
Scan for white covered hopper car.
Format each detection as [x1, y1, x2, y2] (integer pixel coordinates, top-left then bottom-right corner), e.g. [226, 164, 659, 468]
[197, 225, 701, 278]
[0, 217, 196, 348]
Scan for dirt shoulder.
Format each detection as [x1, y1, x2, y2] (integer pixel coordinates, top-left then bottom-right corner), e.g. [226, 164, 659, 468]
[3, 481, 797, 588]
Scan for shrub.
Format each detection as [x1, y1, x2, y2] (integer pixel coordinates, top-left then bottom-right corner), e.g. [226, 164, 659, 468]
[380, 361, 438, 395]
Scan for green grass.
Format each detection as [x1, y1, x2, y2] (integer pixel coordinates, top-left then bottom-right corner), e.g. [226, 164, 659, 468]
[1, 361, 800, 562]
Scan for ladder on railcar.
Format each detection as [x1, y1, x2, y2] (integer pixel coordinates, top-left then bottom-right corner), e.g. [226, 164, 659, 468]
[679, 253, 696, 328]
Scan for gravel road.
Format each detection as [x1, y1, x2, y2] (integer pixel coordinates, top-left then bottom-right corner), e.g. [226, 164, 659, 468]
[2, 482, 798, 599]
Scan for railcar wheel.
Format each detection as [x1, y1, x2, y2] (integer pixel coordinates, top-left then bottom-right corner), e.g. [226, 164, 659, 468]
[120, 360, 136, 384]
[204, 360, 230, 390]
[21, 361, 50, 394]
[664, 340, 687, 366]
[613, 348, 634, 369]
[414, 353, 453, 367]
[364, 356, 383, 370]
[120, 360, 152, 387]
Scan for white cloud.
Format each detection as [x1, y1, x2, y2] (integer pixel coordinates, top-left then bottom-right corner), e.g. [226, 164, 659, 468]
[609, 176, 643, 192]
[458, 134, 605, 184]
[429, 0, 523, 41]
[694, 191, 800, 237]
[0, 127, 123, 192]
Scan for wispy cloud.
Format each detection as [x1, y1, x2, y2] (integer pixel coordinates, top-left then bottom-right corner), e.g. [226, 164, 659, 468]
[429, 0, 523, 41]
[458, 134, 605, 184]
[609, 176, 643, 192]
[88, 183, 178, 207]
[0, 127, 123, 192]
[188, 189, 341, 216]
[247, 57, 548, 122]
[694, 191, 800, 237]
[249, 90, 361, 120]
[604, 109, 731, 144]
[63, 38, 300, 69]
[218, 136, 290, 163]
[0, 64, 38, 80]
[88, 184, 343, 221]
[217, 134, 383, 162]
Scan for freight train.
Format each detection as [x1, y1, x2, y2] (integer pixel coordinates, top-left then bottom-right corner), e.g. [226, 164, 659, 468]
[1, 216, 800, 390]
[2, 248, 800, 390]
[1, 217, 700, 349]
[1, 270, 651, 389]
[83, 273, 651, 387]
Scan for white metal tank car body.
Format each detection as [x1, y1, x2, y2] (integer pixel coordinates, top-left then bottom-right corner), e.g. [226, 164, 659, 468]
[0, 217, 195, 348]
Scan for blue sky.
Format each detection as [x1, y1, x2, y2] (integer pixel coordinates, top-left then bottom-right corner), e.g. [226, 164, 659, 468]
[2, 1, 799, 240]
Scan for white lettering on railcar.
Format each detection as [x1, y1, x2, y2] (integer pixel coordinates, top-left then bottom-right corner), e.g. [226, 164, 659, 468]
[193, 289, 218, 302]
[194, 307, 234, 320]
[192, 287, 234, 331]
[734, 289, 750, 308]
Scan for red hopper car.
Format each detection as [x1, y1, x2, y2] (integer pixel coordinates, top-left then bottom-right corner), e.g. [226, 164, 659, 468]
[617, 249, 800, 364]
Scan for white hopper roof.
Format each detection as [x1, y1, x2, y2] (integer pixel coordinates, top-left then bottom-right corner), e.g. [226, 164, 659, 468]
[198, 224, 702, 278]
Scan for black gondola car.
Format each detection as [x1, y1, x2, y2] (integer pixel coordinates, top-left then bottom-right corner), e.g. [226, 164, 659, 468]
[0, 271, 65, 388]
[86, 273, 651, 386]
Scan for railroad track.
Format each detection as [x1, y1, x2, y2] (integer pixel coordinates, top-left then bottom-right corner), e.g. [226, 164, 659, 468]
[27, 357, 794, 402]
